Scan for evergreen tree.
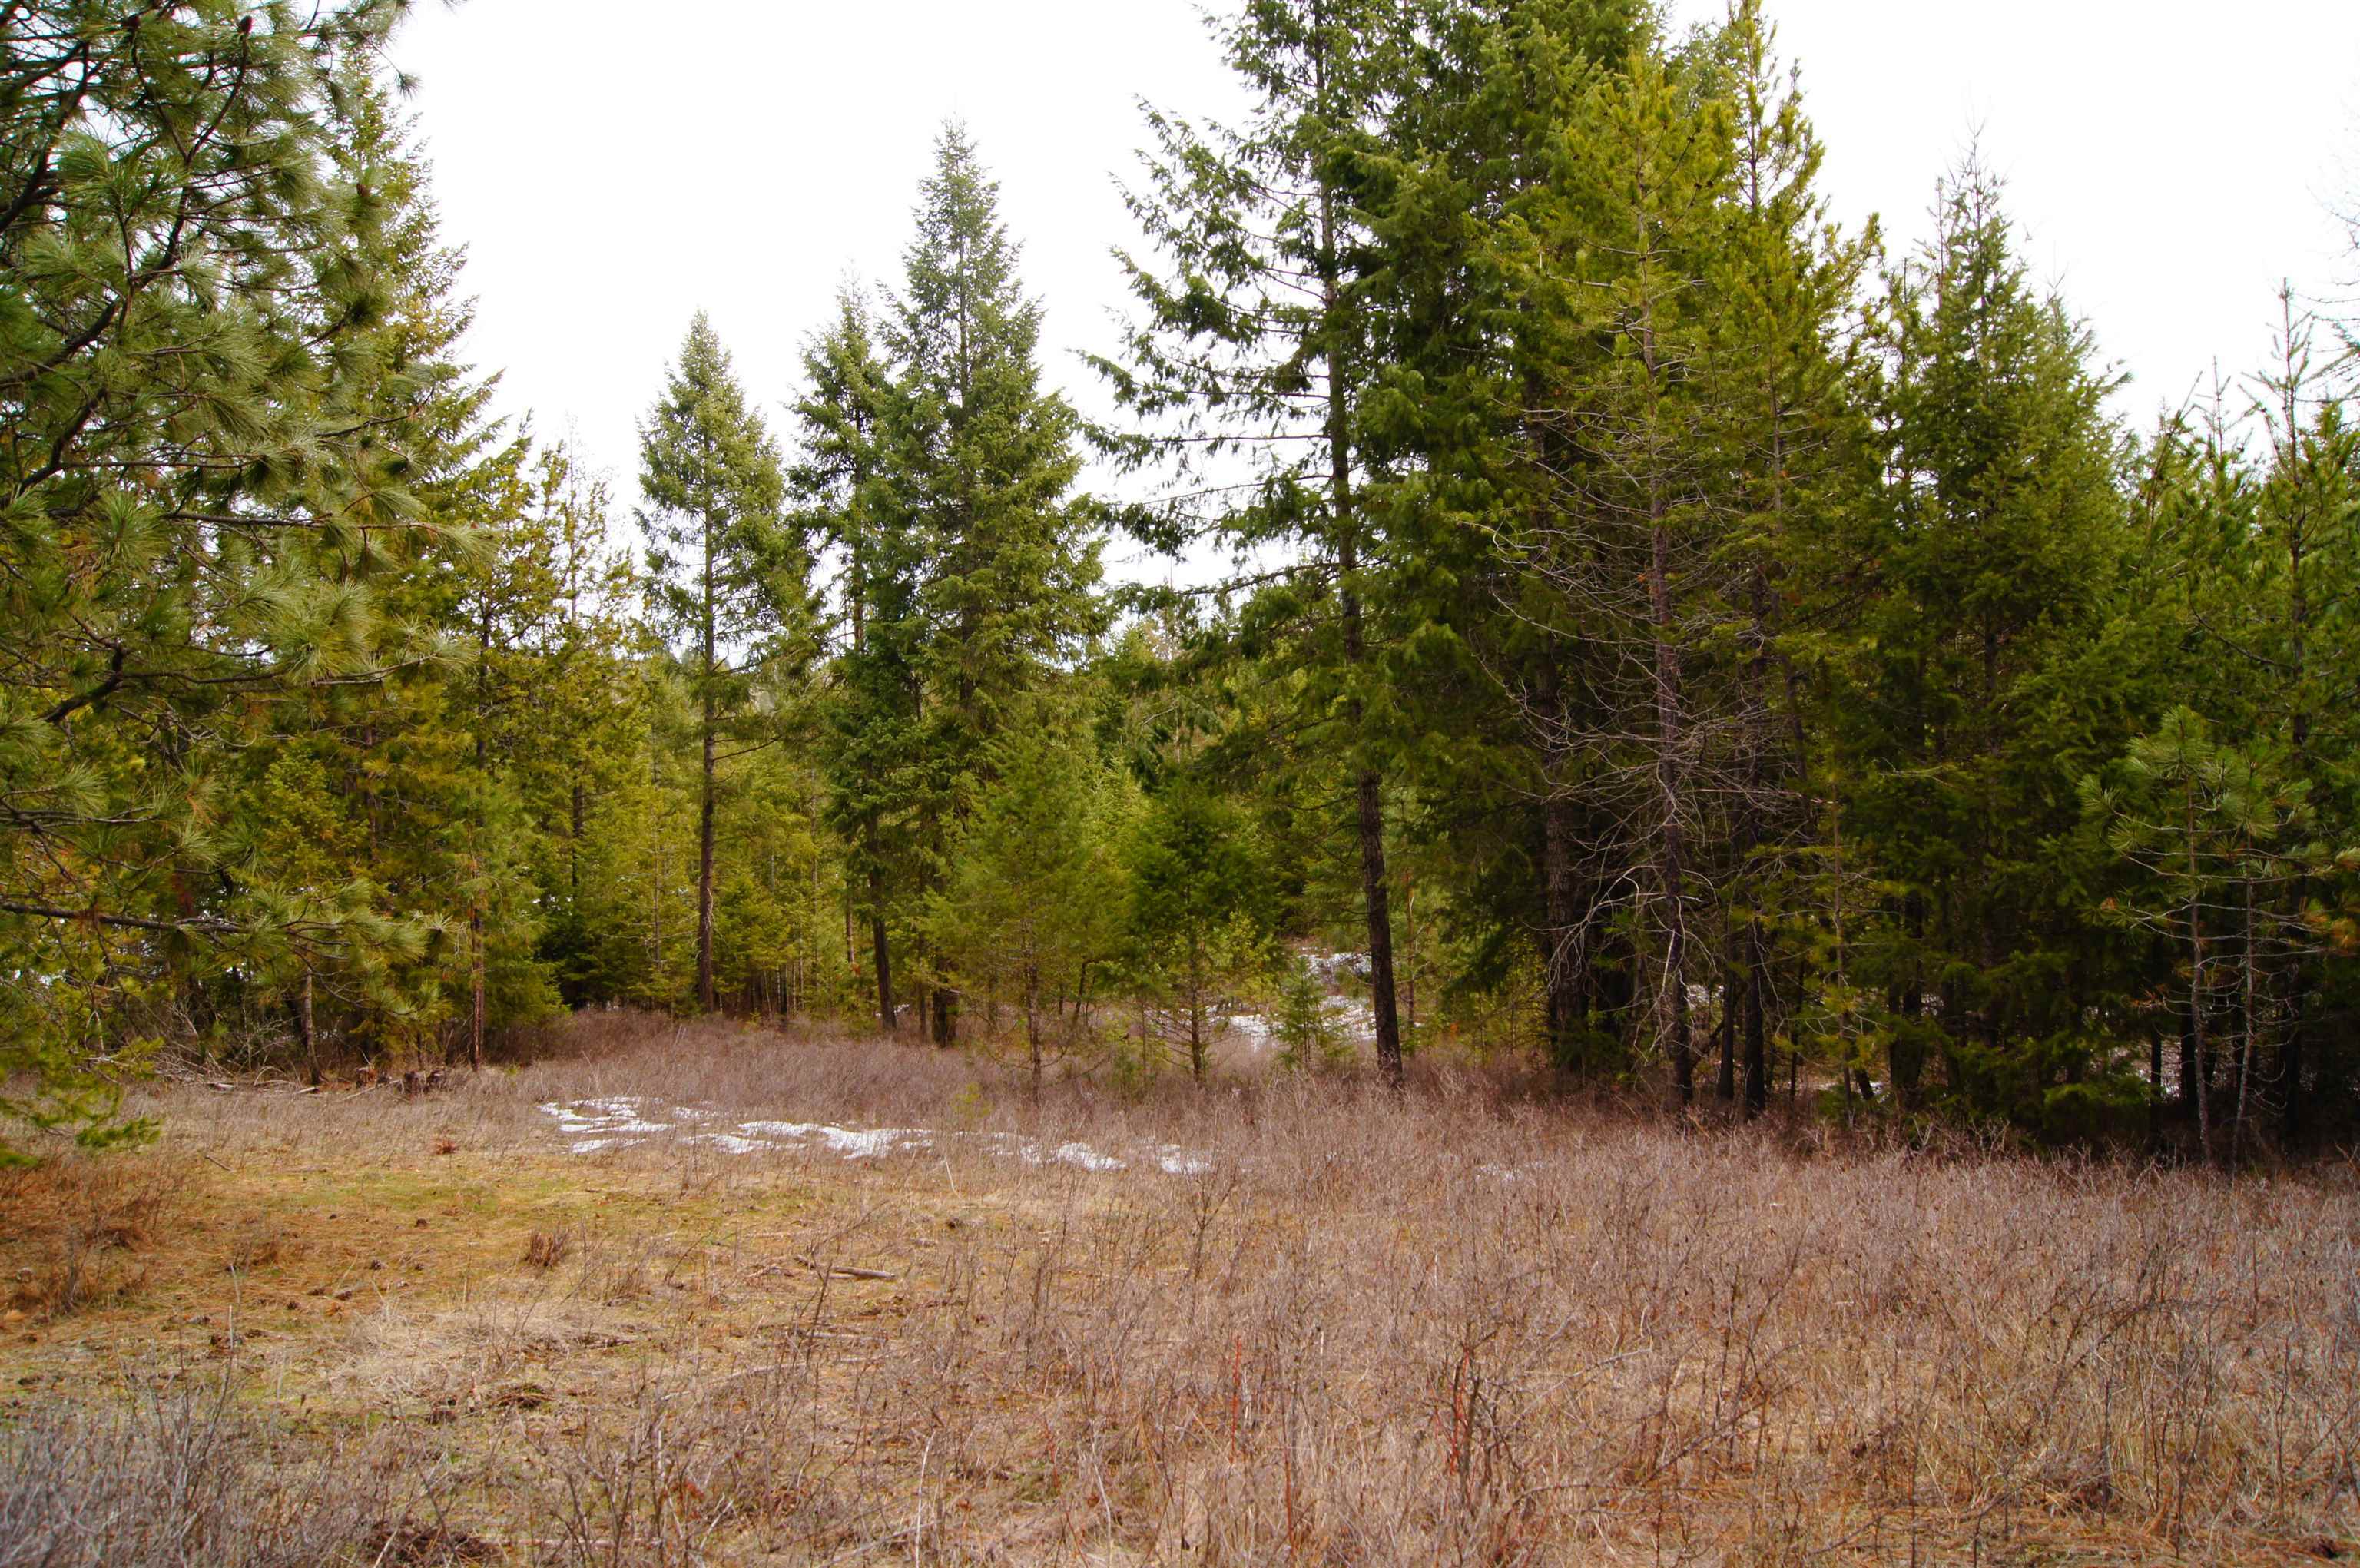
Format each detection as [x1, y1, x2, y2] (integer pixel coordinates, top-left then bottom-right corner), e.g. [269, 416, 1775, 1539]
[1839, 162, 2139, 1126]
[1127, 781, 1278, 1080]
[1101, 0, 1416, 1083]
[0, 0, 435, 1151]
[889, 126, 1105, 1045]
[920, 722, 1129, 1091]
[1699, 1, 1874, 1113]
[791, 290, 920, 1036]
[637, 314, 804, 1013]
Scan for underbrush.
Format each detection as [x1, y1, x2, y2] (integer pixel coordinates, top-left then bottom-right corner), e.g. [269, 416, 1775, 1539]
[2, 1013, 2355, 1563]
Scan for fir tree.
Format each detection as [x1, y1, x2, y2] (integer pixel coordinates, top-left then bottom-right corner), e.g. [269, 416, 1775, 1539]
[1100, 0, 1416, 1084]
[1840, 161, 2136, 1124]
[889, 126, 1105, 1045]
[791, 290, 920, 1036]
[638, 314, 804, 1013]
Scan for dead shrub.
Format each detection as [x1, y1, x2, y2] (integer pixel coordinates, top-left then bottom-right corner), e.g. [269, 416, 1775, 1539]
[0, 1155, 181, 1322]
[522, 1228, 572, 1270]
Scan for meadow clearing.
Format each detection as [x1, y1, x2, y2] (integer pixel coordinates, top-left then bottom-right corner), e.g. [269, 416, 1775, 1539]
[2, 1013, 2357, 1566]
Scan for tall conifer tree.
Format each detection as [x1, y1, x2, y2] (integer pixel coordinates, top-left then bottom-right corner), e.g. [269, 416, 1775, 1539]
[638, 315, 801, 1013]
[1102, 0, 1416, 1083]
[792, 290, 919, 1036]
[890, 127, 1103, 1045]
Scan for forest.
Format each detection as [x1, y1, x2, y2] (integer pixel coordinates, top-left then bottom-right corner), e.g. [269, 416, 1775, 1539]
[6, 0, 2360, 1166]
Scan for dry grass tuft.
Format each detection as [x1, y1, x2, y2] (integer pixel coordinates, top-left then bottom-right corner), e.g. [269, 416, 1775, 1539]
[0, 1155, 182, 1321]
[522, 1228, 572, 1271]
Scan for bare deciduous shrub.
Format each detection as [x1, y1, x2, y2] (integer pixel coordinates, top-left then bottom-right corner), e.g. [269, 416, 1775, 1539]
[0, 1381, 439, 1568]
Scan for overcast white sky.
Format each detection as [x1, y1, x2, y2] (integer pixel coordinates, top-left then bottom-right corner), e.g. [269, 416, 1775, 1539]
[393, 1, 2360, 578]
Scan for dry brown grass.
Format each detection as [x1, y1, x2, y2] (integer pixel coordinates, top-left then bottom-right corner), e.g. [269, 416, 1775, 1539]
[2, 1013, 2356, 1564]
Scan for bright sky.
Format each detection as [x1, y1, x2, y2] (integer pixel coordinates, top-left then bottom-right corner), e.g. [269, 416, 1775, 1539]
[393, 1, 2360, 578]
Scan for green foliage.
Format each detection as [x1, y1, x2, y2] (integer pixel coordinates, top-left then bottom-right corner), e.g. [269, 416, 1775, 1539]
[919, 721, 1131, 1085]
[1127, 782, 1278, 1079]
[13, 0, 2360, 1164]
[0, 2, 436, 1152]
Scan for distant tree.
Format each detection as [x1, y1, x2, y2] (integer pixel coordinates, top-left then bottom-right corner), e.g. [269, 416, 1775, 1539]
[638, 315, 807, 1013]
[921, 724, 1129, 1091]
[889, 126, 1105, 1044]
[1127, 784, 1277, 1080]
[2086, 711, 2321, 1160]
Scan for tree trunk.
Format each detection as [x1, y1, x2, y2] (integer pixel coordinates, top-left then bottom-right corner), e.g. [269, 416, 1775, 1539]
[1650, 503, 1694, 1103]
[931, 983, 955, 1049]
[1715, 960, 1738, 1102]
[469, 906, 486, 1072]
[866, 836, 894, 1036]
[1025, 963, 1042, 1097]
[1539, 672, 1586, 1073]
[697, 497, 720, 1013]
[1743, 933, 1768, 1116]
[2235, 875, 2258, 1162]
[297, 969, 319, 1089]
[870, 910, 894, 1036]
[697, 712, 717, 1013]
[2189, 853, 2212, 1163]
[1315, 114, 1402, 1088]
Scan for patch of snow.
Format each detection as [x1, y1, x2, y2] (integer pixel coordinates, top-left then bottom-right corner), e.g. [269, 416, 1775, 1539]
[542, 1099, 1209, 1182]
[1304, 950, 1371, 982]
[540, 1098, 676, 1136]
[738, 1120, 930, 1159]
[1033, 1140, 1125, 1173]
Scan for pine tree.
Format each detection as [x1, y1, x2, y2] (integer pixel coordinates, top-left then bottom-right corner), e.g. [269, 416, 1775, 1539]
[638, 314, 804, 1013]
[0, 1, 437, 1151]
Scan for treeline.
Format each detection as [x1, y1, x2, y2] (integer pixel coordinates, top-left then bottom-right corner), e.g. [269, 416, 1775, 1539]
[4, 0, 2357, 1159]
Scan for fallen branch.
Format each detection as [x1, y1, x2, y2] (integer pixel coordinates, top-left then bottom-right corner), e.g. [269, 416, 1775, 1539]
[793, 1254, 897, 1282]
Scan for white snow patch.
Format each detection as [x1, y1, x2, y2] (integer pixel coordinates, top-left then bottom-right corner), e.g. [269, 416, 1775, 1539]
[1032, 1140, 1126, 1173]
[541, 1099, 1206, 1181]
[540, 1098, 675, 1137]
[738, 1121, 930, 1159]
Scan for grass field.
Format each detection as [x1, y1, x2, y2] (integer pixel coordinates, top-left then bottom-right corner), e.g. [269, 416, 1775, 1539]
[2, 1013, 2356, 1565]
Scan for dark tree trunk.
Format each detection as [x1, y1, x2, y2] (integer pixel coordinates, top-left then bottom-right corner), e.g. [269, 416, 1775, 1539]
[697, 714, 717, 1013]
[2282, 985, 2306, 1146]
[1650, 509, 1693, 1104]
[297, 970, 318, 1089]
[1743, 934, 1768, 1116]
[1716, 961, 1738, 1102]
[1314, 102, 1401, 1089]
[870, 909, 894, 1037]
